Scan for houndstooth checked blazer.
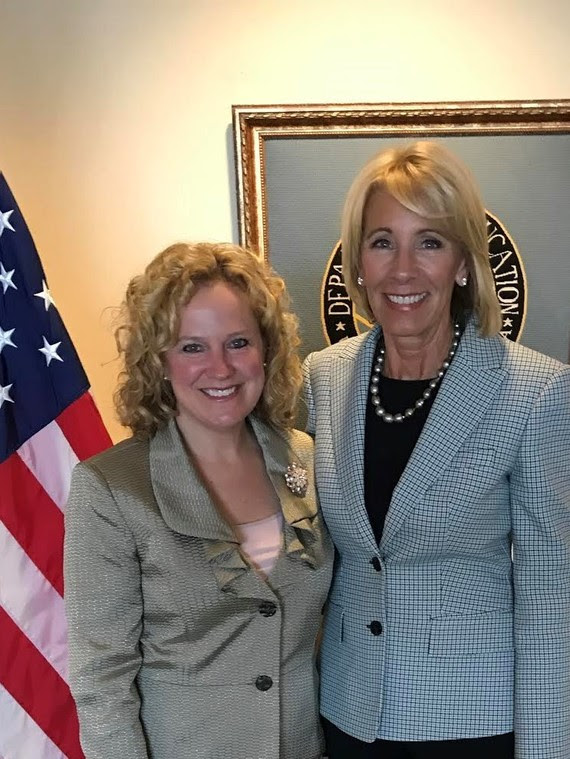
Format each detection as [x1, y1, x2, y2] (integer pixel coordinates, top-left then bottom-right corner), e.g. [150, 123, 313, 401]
[303, 317, 570, 759]
[64, 415, 333, 759]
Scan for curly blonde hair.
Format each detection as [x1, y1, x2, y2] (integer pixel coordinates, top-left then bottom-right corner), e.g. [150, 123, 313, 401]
[342, 141, 502, 336]
[114, 242, 302, 437]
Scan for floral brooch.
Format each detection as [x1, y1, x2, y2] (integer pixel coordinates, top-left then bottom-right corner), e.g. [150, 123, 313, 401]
[285, 462, 308, 497]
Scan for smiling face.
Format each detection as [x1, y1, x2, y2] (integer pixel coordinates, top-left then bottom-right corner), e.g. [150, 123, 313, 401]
[163, 280, 265, 441]
[360, 190, 467, 344]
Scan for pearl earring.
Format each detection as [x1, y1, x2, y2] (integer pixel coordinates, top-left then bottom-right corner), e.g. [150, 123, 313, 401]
[357, 275, 364, 286]
[459, 276, 468, 287]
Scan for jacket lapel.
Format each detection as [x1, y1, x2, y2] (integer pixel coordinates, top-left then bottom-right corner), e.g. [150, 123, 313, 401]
[149, 419, 234, 541]
[150, 420, 263, 600]
[249, 416, 323, 575]
[381, 320, 507, 549]
[330, 327, 381, 552]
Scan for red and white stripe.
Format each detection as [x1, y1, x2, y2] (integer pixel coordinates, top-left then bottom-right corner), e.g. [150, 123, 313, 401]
[0, 394, 111, 759]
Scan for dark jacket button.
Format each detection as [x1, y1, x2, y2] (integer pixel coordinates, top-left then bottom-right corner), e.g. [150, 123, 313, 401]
[255, 675, 273, 691]
[367, 620, 383, 636]
[259, 601, 277, 617]
[370, 556, 382, 572]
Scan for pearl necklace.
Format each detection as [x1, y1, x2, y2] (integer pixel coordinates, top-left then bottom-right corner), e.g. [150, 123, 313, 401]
[369, 323, 461, 423]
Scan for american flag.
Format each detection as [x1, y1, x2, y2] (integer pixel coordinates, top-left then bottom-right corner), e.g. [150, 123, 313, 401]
[0, 174, 112, 758]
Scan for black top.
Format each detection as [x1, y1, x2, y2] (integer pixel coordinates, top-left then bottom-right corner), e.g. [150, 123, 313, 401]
[364, 346, 441, 544]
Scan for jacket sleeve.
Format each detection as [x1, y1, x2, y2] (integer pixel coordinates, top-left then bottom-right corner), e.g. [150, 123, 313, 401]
[511, 365, 570, 758]
[64, 462, 149, 759]
[302, 352, 316, 436]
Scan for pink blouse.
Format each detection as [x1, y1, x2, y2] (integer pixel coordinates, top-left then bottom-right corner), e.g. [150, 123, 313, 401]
[236, 512, 283, 577]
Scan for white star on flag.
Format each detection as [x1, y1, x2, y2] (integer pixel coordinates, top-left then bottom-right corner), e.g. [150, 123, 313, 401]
[0, 326, 17, 353]
[39, 336, 63, 366]
[0, 382, 14, 408]
[34, 279, 56, 310]
[0, 208, 15, 237]
[0, 262, 17, 293]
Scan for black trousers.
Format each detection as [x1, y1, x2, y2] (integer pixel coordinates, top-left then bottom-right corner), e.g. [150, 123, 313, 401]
[322, 718, 515, 759]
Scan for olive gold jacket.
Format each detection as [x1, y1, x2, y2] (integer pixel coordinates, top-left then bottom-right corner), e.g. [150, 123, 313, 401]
[64, 416, 333, 759]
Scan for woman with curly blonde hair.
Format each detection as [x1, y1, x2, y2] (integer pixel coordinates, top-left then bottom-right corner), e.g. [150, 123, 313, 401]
[65, 242, 333, 759]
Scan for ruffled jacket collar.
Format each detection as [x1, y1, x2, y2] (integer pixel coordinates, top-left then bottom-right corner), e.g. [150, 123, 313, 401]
[149, 416, 323, 596]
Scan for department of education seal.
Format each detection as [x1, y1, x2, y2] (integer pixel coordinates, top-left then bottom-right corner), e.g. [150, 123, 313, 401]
[321, 210, 526, 345]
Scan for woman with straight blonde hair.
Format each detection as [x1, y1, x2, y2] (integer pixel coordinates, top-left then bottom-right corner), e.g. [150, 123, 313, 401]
[305, 141, 570, 758]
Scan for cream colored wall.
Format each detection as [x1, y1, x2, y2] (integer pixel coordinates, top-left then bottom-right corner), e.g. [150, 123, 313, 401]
[1, 0, 569, 442]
